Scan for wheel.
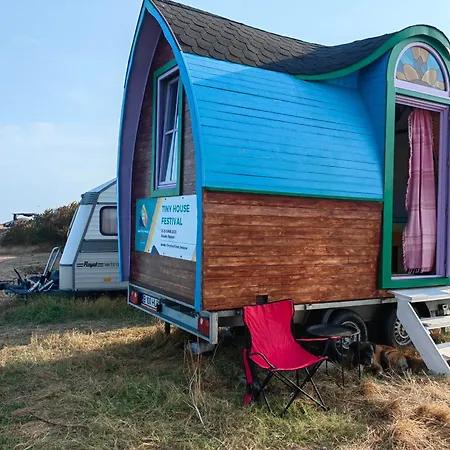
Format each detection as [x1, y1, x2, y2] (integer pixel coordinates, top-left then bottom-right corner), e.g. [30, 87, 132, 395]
[383, 307, 412, 348]
[327, 310, 369, 360]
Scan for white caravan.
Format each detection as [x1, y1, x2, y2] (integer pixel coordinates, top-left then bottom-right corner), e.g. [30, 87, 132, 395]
[59, 179, 126, 292]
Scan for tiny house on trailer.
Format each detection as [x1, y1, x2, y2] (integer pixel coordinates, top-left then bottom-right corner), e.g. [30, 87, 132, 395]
[118, 0, 450, 373]
[59, 179, 126, 292]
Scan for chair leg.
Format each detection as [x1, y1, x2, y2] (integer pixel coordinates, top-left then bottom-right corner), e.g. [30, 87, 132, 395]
[306, 369, 327, 409]
[274, 362, 328, 414]
[296, 364, 328, 411]
[253, 372, 274, 414]
[281, 388, 300, 417]
[357, 333, 361, 380]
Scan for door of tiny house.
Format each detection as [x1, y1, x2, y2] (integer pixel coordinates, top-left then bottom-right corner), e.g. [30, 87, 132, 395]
[382, 41, 450, 289]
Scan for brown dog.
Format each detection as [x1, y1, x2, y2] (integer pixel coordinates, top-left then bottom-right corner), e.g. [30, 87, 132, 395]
[347, 341, 427, 375]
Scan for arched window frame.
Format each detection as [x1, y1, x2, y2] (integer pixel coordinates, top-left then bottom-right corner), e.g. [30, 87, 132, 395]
[394, 42, 449, 98]
[381, 39, 450, 289]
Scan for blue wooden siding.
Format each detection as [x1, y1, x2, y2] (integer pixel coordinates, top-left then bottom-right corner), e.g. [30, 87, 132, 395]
[323, 71, 359, 89]
[183, 53, 384, 200]
[359, 52, 390, 165]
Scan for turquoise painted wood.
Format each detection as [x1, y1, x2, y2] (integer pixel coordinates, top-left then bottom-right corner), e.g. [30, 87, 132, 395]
[359, 52, 390, 162]
[183, 53, 384, 200]
[323, 71, 360, 89]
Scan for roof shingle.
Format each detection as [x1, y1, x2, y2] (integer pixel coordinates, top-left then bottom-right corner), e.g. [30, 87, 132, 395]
[153, 0, 395, 76]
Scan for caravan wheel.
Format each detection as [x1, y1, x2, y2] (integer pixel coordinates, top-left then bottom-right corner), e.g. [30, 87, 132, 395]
[383, 307, 412, 348]
[327, 310, 368, 360]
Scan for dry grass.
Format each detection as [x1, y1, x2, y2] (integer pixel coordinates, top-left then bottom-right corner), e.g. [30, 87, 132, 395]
[2, 246, 450, 449]
[1, 296, 450, 449]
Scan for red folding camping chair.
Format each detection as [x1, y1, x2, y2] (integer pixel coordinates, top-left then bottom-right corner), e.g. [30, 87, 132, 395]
[242, 299, 331, 416]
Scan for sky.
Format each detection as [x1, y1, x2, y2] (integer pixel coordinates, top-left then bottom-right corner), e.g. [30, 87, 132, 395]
[1, 0, 449, 223]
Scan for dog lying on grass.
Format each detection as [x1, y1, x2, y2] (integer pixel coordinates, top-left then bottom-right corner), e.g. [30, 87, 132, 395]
[347, 341, 427, 376]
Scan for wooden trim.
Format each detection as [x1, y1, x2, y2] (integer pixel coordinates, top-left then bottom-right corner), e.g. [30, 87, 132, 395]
[204, 186, 383, 203]
[395, 88, 450, 105]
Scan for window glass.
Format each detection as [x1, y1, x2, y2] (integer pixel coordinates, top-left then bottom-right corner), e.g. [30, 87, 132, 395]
[100, 207, 117, 236]
[396, 46, 446, 91]
[156, 69, 180, 190]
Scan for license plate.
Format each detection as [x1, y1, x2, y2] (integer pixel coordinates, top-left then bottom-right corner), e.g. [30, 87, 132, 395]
[141, 294, 161, 312]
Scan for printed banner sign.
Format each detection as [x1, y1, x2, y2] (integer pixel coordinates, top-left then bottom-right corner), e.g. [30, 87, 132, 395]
[135, 195, 197, 261]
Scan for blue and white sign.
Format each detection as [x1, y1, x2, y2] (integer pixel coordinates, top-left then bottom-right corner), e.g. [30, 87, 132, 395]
[135, 195, 197, 261]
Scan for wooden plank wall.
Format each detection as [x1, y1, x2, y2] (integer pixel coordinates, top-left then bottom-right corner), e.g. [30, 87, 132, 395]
[202, 190, 387, 311]
[130, 35, 196, 304]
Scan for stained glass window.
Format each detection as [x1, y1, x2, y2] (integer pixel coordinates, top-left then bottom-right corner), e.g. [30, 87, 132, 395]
[396, 46, 447, 91]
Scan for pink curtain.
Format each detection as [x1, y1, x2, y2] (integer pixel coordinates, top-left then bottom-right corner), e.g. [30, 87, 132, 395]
[403, 108, 437, 274]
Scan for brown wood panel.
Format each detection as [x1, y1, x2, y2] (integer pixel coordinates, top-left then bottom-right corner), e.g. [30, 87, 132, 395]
[204, 214, 380, 229]
[205, 229, 380, 247]
[129, 34, 197, 303]
[205, 191, 382, 211]
[202, 190, 388, 311]
[203, 263, 378, 279]
[130, 252, 195, 304]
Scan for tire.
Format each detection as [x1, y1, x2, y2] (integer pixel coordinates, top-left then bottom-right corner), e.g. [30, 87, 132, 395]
[383, 307, 412, 348]
[328, 310, 369, 360]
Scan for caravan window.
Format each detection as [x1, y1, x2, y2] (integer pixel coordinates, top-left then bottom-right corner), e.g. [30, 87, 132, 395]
[100, 206, 117, 236]
[152, 62, 182, 196]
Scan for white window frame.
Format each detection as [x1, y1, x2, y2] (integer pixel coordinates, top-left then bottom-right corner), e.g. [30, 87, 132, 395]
[155, 66, 181, 192]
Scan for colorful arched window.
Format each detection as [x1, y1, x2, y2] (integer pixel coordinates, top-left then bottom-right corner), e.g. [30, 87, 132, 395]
[386, 42, 450, 286]
[395, 44, 448, 94]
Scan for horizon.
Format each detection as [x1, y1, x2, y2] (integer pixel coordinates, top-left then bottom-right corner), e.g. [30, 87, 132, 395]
[1, 0, 449, 223]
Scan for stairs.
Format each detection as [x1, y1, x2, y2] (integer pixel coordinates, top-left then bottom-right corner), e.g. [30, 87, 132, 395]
[390, 287, 450, 376]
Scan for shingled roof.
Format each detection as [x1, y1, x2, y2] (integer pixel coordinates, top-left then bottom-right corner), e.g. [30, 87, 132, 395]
[153, 0, 395, 76]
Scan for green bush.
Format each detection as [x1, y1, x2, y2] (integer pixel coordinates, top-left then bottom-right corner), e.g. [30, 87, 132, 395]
[1, 202, 78, 247]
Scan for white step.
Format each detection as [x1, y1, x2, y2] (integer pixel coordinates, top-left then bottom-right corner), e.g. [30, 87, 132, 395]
[437, 342, 450, 360]
[421, 316, 450, 329]
[389, 286, 450, 303]
[396, 299, 450, 375]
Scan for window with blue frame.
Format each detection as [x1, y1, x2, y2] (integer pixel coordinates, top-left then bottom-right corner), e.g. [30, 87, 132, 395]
[152, 62, 182, 196]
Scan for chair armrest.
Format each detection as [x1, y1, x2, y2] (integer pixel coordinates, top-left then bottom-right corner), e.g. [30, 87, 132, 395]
[297, 336, 340, 342]
[248, 351, 277, 370]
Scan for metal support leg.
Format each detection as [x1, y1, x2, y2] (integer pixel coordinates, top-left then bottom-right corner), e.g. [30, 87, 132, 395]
[357, 332, 361, 380]
[164, 322, 171, 335]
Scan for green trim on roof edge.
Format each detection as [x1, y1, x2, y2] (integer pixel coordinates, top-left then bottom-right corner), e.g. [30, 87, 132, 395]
[295, 26, 450, 81]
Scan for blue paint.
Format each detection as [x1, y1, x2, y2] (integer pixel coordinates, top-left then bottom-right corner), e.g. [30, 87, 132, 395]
[183, 53, 384, 200]
[323, 71, 360, 89]
[118, 3, 391, 309]
[143, 1, 204, 311]
[134, 198, 158, 252]
[117, 6, 146, 282]
[359, 52, 391, 166]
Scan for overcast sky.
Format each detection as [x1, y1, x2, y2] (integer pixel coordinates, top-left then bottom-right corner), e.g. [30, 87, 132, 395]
[1, 0, 449, 222]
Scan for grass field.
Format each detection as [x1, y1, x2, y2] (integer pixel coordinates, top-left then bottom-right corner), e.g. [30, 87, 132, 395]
[1, 295, 450, 450]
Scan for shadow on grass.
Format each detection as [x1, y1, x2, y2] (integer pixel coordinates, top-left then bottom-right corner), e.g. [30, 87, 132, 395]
[0, 295, 144, 326]
[0, 324, 368, 450]
[0, 295, 153, 349]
